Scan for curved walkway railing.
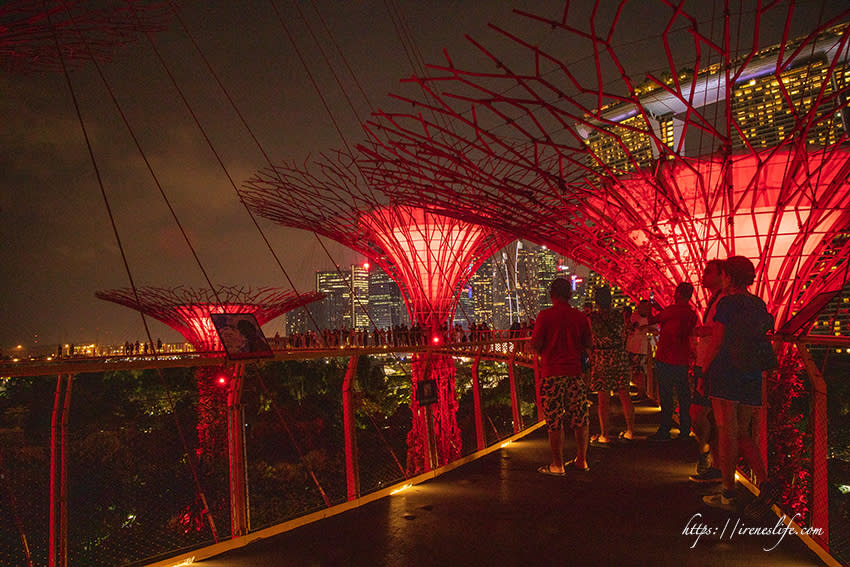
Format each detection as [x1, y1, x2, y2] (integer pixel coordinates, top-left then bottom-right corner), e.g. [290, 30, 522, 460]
[0, 335, 539, 567]
[0, 333, 847, 566]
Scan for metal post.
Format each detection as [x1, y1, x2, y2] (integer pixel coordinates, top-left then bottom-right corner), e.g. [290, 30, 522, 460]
[49, 374, 71, 567]
[471, 346, 485, 451]
[508, 352, 522, 434]
[227, 364, 249, 537]
[797, 343, 829, 548]
[342, 355, 360, 501]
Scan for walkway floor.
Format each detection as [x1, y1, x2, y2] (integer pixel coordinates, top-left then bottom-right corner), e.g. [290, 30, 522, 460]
[200, 402, 826, 567]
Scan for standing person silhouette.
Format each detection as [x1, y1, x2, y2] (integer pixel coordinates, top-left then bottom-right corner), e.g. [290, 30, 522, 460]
[689, 260, 725, 483]
[647, 282, 698, 442]
[702, 256, 778, 513]
[532, 278, 592, 474]
[588, 286, 635, 445]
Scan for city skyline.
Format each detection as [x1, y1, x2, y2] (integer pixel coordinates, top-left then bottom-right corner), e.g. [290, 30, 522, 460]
[0, 1, 565, 350]
[4, 2, 849, 351]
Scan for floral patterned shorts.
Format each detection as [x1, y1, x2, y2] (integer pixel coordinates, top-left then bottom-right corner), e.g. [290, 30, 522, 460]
[540, 374, 589, 431]
[590, 348, 630, 392]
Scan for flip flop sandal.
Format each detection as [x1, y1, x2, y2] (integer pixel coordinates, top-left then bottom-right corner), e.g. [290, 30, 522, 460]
[564, 458, 590, 472]
[590, 434, 613, 448]
[537, 464, 566, 477]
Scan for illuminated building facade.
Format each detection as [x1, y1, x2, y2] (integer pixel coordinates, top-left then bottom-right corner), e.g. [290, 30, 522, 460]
[368, 266, 408, 329]
[315, 265, 372, 330]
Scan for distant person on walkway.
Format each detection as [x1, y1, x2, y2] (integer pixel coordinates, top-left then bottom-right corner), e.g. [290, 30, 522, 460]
[532, 278, 592, 474]
[702, 256, 778, 513]
[647, 282, 698, 442]
[589, 286, 635, 445]
[689, 260, 725, 483]
[626, 299, 655, 402]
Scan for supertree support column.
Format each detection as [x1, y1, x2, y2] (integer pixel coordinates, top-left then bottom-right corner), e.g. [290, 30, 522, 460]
[95, 286, 324, 459]
[354, 0, 850, 320]
[240, 152, 510, 473]
[407, 353, 460, 473]
[1, 0, 170, 74]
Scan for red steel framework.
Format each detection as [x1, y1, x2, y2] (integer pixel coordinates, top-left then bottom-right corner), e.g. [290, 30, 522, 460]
[0, 0, 170, 74]
[96, 285, 323, 537]
[357, 1, 850, 321]
[350, 0, 850, 553]
[240, 152, 510, 473]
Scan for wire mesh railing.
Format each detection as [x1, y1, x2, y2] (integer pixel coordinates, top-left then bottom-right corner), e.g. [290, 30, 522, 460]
[2, 332, 846, 566]
[0, 335, 538, 566]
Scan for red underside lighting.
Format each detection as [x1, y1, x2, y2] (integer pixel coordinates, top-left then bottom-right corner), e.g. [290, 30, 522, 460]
[432, 336, 440, 344]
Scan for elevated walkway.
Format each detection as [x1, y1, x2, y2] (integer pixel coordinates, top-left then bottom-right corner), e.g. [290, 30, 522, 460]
[197, 403, 829, 567]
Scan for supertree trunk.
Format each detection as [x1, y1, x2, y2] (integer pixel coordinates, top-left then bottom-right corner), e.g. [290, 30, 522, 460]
[406, 352, 461, 475]
[194, 367, 231, 464]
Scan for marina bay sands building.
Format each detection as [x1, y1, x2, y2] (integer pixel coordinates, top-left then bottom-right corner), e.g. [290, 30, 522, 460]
[583, 23, 850, 173]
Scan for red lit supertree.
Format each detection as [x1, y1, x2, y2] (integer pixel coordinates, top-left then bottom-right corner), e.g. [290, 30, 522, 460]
[240, 151, 510, 473]
[353, 0, 850, 525]
[1, 0, 170, 74]
[358, 2, 850, 321]
[96, 285, 324, 457]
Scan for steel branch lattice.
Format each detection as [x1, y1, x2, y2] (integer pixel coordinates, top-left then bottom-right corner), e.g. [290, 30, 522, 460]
[95, 285, 324, 351]
[0, 0, 170, 74]
[240, 151, 510, 473]
[240, 150, 510, 331]
[358, 0, 850, 321]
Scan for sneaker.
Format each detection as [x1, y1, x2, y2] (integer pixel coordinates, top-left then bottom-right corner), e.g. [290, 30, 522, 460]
[647, 431, 672, 442]
[695, 451, 711, 475]
[689, 467, 722, 483]
[703, 489, 737, 511]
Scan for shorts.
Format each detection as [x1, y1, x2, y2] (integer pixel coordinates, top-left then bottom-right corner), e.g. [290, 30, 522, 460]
[708, 367, 763, 406]
[590, 348, 630, 392]
[540, 375, 589, 431]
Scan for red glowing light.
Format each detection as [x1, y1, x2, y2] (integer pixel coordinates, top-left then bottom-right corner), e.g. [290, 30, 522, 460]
[432, 335, 440, 344]
[218, 376, 227, 385]
[363, 262, 370, 270]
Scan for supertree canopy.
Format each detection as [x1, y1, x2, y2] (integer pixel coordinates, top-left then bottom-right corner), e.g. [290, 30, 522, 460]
[96, 285, 324, 459]
[240, 151, 510, 473]
[95, 285, 323, 352]
[356, 1, 850, 321]
[1, 0, 170, 74]
[240, 151, 509, 332]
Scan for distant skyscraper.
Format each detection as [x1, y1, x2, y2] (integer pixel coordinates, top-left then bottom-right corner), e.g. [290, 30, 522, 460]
[537, 246, 560, 310]
[285, 306, 310, 335]
[316, 269, 352, 329]
[467, 256, 494, 326]
[514, 241, 540, 322]
[350, 264, 370, 330]
[368, 266, 408, 329]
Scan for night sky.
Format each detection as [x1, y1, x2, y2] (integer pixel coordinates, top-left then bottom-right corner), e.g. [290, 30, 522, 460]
[1, 1, 846, 351]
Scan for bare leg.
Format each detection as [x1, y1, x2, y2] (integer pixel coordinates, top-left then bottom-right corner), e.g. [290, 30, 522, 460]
[596, 392, 611, 442]
[573, 424, 589, 468]
[737, 404, 767, 482]
[711, 397, 739, 493]
[547, 426, 565, 473]
[618, 387, 635, 438]
[690, 405, 712, 454]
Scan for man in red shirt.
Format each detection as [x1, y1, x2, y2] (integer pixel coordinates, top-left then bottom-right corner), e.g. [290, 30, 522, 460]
[532, 278, 592, 474]
[647, 282, 698, 441]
